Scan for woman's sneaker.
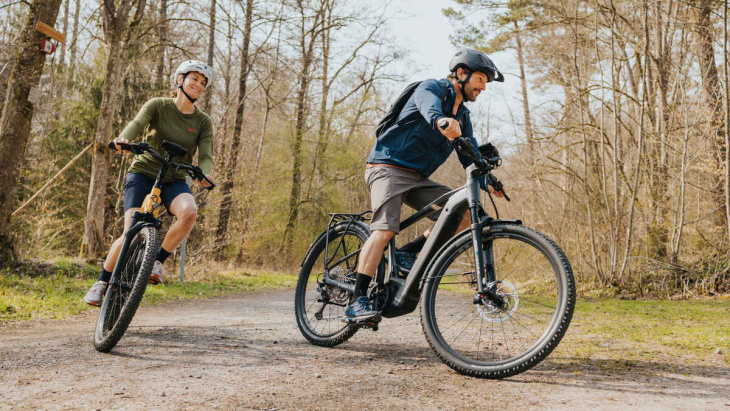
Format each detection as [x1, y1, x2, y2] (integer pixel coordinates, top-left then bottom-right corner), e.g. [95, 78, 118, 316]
[149, 260, 164, 284]
[84, 281, 108, 306]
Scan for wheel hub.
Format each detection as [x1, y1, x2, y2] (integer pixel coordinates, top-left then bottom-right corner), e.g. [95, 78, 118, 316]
[475, 281, 519, 323]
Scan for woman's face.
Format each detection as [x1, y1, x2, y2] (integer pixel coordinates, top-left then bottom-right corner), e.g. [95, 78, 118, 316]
[178, 72, 207, 99]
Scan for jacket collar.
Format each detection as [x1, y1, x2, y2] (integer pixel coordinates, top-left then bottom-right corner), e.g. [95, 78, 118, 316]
[439, 78, 470, 117]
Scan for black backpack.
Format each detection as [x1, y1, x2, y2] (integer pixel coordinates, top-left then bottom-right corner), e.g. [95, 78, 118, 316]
[375, 81, 448, 138]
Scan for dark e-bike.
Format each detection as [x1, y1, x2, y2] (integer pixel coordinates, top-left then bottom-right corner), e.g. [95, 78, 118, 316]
[295, 136, 575, 378]
[93, 140, 215, 353]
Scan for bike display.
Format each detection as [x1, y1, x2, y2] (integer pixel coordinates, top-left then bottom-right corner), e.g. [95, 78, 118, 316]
[93, 140, 215, 352]
[294, 137, 575, 378]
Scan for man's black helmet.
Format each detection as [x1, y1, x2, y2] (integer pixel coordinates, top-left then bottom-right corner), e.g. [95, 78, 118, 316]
[449, 49, 504, 83]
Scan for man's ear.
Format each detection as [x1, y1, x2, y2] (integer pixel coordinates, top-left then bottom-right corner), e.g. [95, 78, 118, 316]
[177, 74, 184, 86]
[457, 67, 470, 81]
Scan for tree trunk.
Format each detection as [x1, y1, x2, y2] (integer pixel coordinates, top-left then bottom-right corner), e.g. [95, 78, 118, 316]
[58, 0, 69, 67]
[83, 0, 147, 258]
[725, 0, 730, 245]
[647, 0, 670, 260]
[0, 0, 64, 266]
[310, 1, 331, 189]
[692, 0, 726, 228]
[156, 0, 167, 87]
[68, 0, 80, 82]
[84, 43, 123, 257]
[280, 2, 325, 258]
[514, 21, 534, 153]
[214, 0, 253, 259]
[203, 0, 216, 112]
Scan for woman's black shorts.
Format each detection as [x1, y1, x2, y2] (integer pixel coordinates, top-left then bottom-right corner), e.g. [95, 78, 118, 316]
[123, 172, 193, 214]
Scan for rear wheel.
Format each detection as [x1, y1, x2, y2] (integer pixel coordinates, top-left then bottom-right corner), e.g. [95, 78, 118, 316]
[421, 224, 575, 378]
[295, 222, 370, 346]
[94, 226, 158, 352]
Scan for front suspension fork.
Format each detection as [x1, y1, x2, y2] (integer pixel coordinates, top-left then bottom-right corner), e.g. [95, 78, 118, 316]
[469, 205, 504, 308]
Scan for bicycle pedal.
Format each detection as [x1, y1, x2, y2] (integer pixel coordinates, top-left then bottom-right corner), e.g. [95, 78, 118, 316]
[357, 318, 381, 329]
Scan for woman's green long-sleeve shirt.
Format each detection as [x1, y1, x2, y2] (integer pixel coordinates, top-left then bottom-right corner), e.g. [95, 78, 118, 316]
[120, 97, 214, 182]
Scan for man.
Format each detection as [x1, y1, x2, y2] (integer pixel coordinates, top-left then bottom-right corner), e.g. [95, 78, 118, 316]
[344, 49, 505, 323]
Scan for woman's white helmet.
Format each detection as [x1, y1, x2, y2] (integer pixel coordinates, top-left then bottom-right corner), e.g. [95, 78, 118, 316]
[173, 60, 214, 88]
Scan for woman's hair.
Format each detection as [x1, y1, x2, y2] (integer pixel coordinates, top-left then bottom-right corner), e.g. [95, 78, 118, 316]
[170, 73, 182, 97]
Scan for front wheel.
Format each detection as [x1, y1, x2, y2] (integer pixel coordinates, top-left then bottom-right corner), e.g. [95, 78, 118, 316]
[421, 224, 575, 378]
[94, 226, 159, 352]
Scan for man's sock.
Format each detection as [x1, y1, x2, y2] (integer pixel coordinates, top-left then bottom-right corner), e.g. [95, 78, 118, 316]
[156, 246, 172, 264]
[399, 234, 427, 254]
[350, 273, 372, 303]
[98, 268, 112, 283]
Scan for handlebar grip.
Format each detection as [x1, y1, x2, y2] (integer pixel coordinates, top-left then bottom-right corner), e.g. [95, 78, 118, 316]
[109, 141, 132, 152]
[200, 175, 216, 191]
[455, 137, 487, 167]
[187, 167, 216, 190]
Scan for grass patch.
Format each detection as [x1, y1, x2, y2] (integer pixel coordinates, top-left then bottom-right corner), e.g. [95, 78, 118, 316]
[0, 260, 297, 323]
[554, 298, 730, 366]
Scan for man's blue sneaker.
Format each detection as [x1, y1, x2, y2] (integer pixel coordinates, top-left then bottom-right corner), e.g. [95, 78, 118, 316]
[344, 296, 381, 323]
[395, 251, 417, 273]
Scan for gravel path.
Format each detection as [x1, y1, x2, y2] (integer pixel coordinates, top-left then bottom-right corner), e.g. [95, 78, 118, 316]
[0, 289, 728, 410]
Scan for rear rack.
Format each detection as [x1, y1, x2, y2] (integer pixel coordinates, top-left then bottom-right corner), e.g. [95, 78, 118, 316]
[324, 211, 371, 270]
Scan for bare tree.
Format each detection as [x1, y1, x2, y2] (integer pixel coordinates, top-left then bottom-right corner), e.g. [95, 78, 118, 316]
[279, 0, 327, 257]
[202, 0, 216, 112]
[156, 0, 167, 87]
[67, 0, 80, 82]
[83, 0, 147, 257]
[215, 0, 254, 258]
[0, 0, 64, 266]
[691, 0, 726, 228]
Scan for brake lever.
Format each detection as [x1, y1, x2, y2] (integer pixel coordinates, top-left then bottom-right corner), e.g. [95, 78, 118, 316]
[490, 179, 511, 202]
[189, 166, 216, 190]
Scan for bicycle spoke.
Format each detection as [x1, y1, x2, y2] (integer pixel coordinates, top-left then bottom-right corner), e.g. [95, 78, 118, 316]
[427, 230, 572, 372]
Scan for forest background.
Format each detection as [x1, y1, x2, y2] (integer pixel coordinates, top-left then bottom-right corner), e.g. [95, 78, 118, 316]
[0, 0, 729, 299]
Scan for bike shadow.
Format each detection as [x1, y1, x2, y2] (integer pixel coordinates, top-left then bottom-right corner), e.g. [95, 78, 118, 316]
[106, 324, 273, 368]
[337, 342, 728, 400]
[507, 357, 729, 399]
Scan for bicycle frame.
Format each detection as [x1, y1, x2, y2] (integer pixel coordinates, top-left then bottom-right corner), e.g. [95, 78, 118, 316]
[320, 164, 521, 318]
[108, 149, 173, 286]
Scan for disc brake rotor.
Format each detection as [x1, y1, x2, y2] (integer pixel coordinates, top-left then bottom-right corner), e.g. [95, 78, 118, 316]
[476, 280, 519, 323]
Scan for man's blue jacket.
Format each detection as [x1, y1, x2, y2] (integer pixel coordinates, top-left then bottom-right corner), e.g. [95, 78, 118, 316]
[367, 78, 483, 183]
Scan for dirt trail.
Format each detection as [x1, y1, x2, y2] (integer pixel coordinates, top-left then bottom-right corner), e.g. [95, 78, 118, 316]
[0, 289, 727, 410]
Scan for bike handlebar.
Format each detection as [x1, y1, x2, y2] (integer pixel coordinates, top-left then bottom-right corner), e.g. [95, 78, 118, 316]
[108, 141, 216, 190]
[437, 119, 510, 201]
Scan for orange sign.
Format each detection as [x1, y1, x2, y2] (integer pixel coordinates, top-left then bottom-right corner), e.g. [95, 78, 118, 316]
[35, 21, 65, 43]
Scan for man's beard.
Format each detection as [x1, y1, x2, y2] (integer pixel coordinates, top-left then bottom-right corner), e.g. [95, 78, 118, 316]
[464, 86, 478, 102]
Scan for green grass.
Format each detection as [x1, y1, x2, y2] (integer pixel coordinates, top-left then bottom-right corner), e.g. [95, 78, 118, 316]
[555, 298, 730, 366]
[0, 260, 298, 323]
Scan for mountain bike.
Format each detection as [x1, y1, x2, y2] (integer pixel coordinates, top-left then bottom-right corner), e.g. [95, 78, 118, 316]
[93, 140, 215, 353]
[294, 137, 575, 379]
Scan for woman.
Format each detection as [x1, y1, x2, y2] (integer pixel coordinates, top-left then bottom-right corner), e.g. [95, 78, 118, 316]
[85, 60, 215, 306]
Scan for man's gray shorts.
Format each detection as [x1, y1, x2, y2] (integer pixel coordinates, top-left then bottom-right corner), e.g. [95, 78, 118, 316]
[365, 165, 452, 233]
